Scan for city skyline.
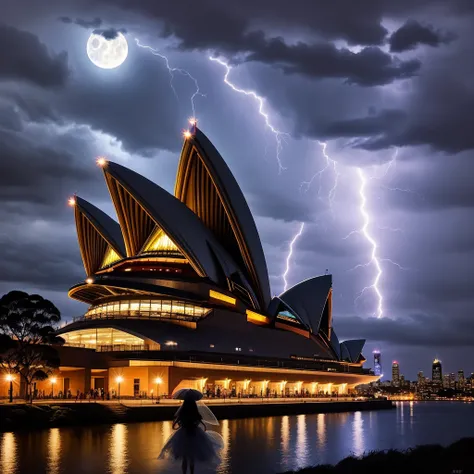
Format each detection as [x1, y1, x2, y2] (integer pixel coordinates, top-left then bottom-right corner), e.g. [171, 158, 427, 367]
[1, 2, 474, 379]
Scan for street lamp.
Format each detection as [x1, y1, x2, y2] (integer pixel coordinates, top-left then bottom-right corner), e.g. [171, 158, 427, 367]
[116, 376, 124, 401]
[50, 377, 57, 398]
[6, 374, 14, 403]
[155, 377, 163, 403]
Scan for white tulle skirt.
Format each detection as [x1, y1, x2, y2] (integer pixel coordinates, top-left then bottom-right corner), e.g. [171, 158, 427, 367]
[159, 426, 224, 463]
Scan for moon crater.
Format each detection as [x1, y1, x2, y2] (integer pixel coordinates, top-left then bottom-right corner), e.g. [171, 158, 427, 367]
[87, 32, 128, 69]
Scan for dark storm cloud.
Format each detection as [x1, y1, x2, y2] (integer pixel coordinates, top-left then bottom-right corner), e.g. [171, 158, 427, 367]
[58, 16, 102, 29]
[0, 24, 69, 87]
[323, 109, 406, 138]
[245, 40, 420, 86]
[0, 105, 105, 214]
[105, 0, 390, 48]
[52, 46, 183, 154]
[389, 20, 455, 52]
[0, 230, 84, 291]
[93, 27, 127, 40]
[336, 313, 474, 348]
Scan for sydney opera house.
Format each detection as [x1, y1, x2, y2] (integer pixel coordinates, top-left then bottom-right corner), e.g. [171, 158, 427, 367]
[49, 125, 377, 398]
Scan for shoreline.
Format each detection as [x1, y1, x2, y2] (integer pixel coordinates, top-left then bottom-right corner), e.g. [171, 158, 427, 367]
[280, 437, 474, 474]
[0, 399, 393, 433]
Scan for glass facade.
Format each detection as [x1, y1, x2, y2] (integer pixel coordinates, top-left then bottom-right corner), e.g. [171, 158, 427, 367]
[85, 299, 211, 321]
[61, 327, 159, 351]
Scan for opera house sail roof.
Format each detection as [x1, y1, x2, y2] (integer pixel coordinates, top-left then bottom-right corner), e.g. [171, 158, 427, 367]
[60, 125, 369, 369]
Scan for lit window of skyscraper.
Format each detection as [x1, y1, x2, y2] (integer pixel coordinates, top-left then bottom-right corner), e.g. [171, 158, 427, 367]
[392, 361, 400, 387]
[432, 359, 442, 389]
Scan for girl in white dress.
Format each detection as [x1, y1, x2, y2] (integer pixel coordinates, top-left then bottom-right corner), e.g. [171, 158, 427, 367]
[159, 390, 223, 474]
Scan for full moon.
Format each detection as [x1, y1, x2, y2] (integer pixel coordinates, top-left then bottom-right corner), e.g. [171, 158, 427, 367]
[87, 32, 128, 69]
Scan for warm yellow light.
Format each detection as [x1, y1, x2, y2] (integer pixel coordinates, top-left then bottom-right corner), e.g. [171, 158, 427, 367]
[143, 228, 179, 253]
[188, 117, 197, 126]
[246, 309, 270, 325]
[85, 278, 94, 284]
[116, 376, 124, 384]
[5, 374, 14, 382]
[68, 197, 76, 207]
[155, 377, 163, 385]
[50, 377, 57, 384]
[96, 156, 107, 167]
[183, 130, 192, 139]
[165, 340, 178, 346]
[209, 290, 236, 305]
[101, 247, 121, 268]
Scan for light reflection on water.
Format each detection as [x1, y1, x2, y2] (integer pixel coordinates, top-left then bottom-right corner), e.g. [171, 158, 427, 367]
[109, 423, 128, 474]
[352, 411, 364, 457]
[2, 402, 474, 474]
[47, 428, 61, 474]
[1, 432, 16, 474]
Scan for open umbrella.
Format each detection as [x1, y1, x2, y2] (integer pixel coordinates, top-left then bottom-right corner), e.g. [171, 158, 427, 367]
[173, 388, 203, 401]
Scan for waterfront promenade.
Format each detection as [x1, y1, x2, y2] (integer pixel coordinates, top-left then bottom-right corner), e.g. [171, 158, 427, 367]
[0, 397, 393, 432]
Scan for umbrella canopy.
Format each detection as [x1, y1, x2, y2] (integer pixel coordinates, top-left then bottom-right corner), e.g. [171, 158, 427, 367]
[173, 388, 203, 401]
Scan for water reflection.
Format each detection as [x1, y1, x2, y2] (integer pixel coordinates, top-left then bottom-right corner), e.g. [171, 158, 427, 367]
[410, 401, 414, 427]
[162, 421, 172, 443]
[48, 428, 61, 474]
[5, 403, 474, 474]
[280, 415, 290, 470]
[1, 432, 17, 474]
[317, 413, 326, 446]
[109, 424, 128, 474]
[352, 411, 364, 456]
[217, 419, 230, 474]
[399, 402, 405, 436]
[295, 414, 308, 468]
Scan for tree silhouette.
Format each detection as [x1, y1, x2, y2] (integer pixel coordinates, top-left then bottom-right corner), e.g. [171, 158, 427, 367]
[0, 291, 64, 400]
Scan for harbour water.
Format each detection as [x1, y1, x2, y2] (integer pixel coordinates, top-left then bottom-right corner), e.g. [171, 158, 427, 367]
[1, 402, 473, 473]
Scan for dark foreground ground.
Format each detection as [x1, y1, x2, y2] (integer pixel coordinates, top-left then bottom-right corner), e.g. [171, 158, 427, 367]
[281, 438, 474, 474]
[0, 399, 392, 432]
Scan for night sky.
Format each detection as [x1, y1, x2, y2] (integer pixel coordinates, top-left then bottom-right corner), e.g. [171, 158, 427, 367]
[1, 1, 473, 380]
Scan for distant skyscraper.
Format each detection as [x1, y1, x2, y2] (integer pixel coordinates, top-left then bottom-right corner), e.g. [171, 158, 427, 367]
[432, 359, 442, 389]
[392, 361, 400, 387]
[443, 374, 450, 388]
[373, 350, 382, 377]
[417, 371, 425, 390]
[449, 372, 456, 389]
[458, 370, 465, 391]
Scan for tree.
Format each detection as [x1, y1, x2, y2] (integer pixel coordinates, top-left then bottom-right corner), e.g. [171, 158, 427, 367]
[0, 291, 64, 400]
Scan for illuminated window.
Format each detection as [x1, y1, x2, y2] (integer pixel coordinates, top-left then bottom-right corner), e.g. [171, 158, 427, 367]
[100, 246, 122, 269]
[209, 290, 236, 305]
[246, 309, 270, 325]
[61, 327, 157, 351]
[210, 344, 215, 348]
[142, 228, 182, 255]
[235, 347, 242, 352]
[85, 299, 211, 321]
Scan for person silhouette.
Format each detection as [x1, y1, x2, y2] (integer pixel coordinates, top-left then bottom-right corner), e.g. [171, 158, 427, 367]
[159, 389, 223, 473]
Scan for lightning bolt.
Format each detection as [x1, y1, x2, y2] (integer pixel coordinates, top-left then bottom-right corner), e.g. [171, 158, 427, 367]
[300, 141, 340, 213]
[209, 55, 303, 292]
[135, 38, 204, 118]
[209, 56, 287, 173]
[282, 222, 305, 292]
[354, 168, 383, 318]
